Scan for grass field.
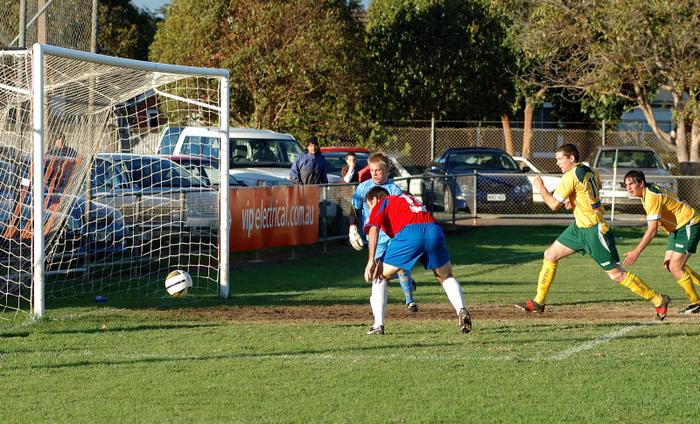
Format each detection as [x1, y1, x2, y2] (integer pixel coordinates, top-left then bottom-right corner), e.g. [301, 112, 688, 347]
[2, 225, 700, 423]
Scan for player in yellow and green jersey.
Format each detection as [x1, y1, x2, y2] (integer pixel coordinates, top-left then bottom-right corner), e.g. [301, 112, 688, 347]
[623, 170, 700, 314]
[515, 144, 671, 320]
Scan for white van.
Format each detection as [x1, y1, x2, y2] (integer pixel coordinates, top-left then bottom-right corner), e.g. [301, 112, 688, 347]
[157, 126, 304, 187]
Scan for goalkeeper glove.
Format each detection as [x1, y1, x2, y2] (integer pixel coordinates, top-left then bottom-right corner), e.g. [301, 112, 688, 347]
[349, 225, 365, 251]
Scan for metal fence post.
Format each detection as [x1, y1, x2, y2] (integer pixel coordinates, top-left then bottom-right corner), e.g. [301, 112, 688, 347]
[451, 178, 456, 226]
[18, 0, 27, 48]
[601, 119, 606, 146]
[476, 122, 481, 147]
[320, 185, 328, 253]
[430, 115, 436, 162]
[472, 170, 478, 225]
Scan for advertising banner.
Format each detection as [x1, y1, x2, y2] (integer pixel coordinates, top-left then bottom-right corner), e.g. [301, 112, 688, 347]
[229, 185, 320, 252]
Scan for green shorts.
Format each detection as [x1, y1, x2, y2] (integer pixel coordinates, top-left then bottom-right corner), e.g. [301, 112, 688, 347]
[556, 222, 620, 270]
[666, 222, 700, 254]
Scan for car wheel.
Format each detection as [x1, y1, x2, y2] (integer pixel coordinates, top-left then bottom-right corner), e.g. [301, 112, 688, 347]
[443, 188, 453, 214]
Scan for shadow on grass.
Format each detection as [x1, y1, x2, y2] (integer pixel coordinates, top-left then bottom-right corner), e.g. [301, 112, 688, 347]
[37, 226, 650, 312]
[11, 339, 461, 371]
[44, 322, 222, 336]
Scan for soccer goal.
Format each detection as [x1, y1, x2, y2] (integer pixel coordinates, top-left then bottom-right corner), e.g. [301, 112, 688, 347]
[0, 44, 230, 319]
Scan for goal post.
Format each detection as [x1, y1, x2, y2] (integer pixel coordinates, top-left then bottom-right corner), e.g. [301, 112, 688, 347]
[0, 44, 230, 319]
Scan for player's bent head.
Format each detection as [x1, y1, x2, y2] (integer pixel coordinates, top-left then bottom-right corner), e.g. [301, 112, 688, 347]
[367, 152, 389, 169]
[365, 186, 390, 203]
[555, 143, 580, 162]
[623, 170, 647, 186]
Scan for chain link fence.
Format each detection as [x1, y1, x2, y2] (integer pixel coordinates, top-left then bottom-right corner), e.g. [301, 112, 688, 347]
[318, 120, 700, 237]
[375, 121, 677, 174]
[0, 0, 94, 50]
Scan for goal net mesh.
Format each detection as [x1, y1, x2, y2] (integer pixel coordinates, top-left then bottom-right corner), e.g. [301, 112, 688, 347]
[0, 47, 225, 318]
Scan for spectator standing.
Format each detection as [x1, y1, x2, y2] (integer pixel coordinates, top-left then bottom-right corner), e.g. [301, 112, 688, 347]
[47, 133, 77, 157]
[290, 136, 328, 185]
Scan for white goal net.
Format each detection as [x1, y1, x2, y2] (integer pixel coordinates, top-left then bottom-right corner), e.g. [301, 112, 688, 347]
[0, 44, 230, 319]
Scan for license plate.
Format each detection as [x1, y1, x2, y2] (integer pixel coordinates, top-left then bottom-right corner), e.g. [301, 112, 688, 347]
[487, 193, 506, 201]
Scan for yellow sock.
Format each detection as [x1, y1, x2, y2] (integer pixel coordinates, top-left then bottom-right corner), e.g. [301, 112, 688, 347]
[677, 271, 700, 304]
[684, 265, 700, 287]
[620, 272, 661, 306]
[534, 259, 557, 305]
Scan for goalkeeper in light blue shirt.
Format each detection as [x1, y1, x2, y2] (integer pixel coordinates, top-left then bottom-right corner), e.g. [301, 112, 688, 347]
[348, 152, 418, 313]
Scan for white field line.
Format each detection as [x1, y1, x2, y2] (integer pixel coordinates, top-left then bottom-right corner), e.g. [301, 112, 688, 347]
[543, 323, 649, 361]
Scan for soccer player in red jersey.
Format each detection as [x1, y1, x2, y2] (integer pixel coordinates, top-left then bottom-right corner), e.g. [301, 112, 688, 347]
[362, 186, 472, 335]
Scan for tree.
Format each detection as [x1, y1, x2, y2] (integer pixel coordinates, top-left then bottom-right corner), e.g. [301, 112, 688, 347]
[365, 0, 515, 121]
[489, 0, 626, 158]
[98, 0, 159, 60]
[149, 0, 367, 142]
[521, 0, 700, 164]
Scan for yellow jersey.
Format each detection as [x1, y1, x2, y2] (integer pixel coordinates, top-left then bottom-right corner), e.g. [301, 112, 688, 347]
[553, 164, 607, 230]
[641, 184, 700, 233]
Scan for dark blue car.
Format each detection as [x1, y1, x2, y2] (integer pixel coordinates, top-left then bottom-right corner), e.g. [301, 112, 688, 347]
[421, 147, 532, 213]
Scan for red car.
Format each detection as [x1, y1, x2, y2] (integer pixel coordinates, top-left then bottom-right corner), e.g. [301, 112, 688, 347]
[319, 146, 370, 154]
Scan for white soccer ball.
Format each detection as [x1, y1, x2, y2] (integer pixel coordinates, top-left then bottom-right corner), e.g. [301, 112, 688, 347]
[165, 270, 193, 297]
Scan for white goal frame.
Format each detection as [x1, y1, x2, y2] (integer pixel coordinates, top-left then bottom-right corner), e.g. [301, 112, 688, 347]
[30, 44, 231, 317]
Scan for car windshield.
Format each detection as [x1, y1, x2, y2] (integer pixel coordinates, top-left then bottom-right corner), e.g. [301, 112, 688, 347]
[323, 154, 368, 175]
[157, 127, 183, 155]
[446, 152, 519, 172]
[596, 150, 663, 169]
[180, 160, 241, 186]
[122, 158, 208, 189]
[230, 138, 303, 167]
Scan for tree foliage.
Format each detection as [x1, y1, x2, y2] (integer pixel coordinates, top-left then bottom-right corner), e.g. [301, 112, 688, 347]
[149, 0, 368, 142]
[365, 0, 514, 121]
[98, 0, 159, 60]
[521, 0, 700, 162]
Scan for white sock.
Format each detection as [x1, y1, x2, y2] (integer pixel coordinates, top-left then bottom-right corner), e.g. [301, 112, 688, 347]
[370, 279, 388, 327]
[442, 277, 465, 313]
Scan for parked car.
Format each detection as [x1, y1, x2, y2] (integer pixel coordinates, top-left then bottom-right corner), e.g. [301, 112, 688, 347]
[421, 147, 533, 213]
[321, 150, 369, 182]
[319, 147, 423, 195]
[512, 156, 561, 203]
[165, 155, 246, 188]
[0, 156, 128, 258]
[157, 126, 302, 186]
[387, 154, 425, 200]
[91, 153, 219, 239]
[587, 146, 678, 205]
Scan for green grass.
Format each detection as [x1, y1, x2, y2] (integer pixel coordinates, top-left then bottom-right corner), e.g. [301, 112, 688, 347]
[2, 225, 699, 423]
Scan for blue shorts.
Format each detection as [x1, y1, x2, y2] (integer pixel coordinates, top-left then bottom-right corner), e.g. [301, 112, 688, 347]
[382, 223, 450, 271]
[374, 232, 391, 260]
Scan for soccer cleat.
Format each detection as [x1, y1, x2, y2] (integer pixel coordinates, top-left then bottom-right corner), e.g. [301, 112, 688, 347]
[458, 308, 472, 334]
[514, 299, 545, 315]
[655, 295, 671, 321]
[407, 302, 419, 313]
[366, 325, 385, 335]
[681, 303, 700, 314]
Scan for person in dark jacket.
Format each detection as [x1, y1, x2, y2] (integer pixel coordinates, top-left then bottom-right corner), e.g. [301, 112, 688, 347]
[290, 136, 328, 185]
